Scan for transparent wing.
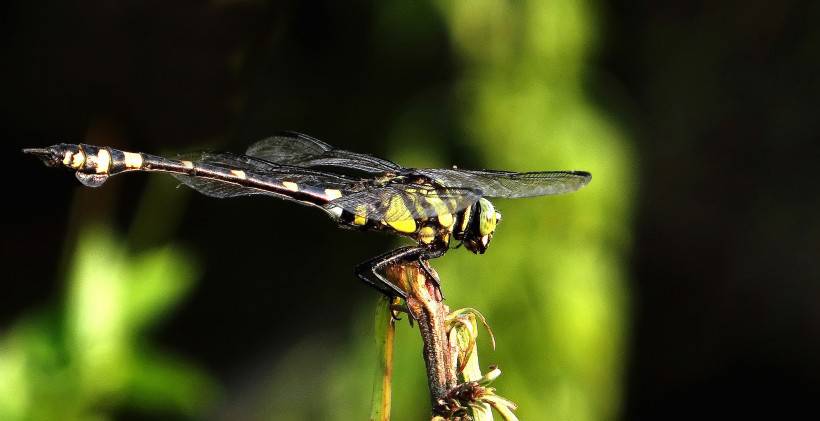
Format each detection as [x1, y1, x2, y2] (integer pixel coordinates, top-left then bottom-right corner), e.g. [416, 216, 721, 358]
[325, 183, 481, 222]
[177, 151, 357, 183]
[172, 175, 269, 198]
[245, 131, 402, 174]
[173, 151, 480, 222]
[415, 168, 591, 198]
[171, 136, 589, 221]
[171, 151, 357, 202]
[244, 131, 331, 162]
[244, 132, 591, 197]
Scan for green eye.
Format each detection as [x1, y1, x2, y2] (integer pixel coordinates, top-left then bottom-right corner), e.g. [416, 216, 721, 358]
[478, 198, 497, 236]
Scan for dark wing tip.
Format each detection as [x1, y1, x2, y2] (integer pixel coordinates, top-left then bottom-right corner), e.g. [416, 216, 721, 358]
[573, 170, 592, 186]
[547, 170, 591, 195]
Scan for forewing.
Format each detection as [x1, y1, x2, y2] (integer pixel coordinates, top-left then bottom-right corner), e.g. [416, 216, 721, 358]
[245, 131, 401, 174]
[415, 168, 591, 198]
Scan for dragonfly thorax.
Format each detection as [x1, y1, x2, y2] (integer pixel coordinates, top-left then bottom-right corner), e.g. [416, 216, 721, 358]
[459, 197, 502, 254]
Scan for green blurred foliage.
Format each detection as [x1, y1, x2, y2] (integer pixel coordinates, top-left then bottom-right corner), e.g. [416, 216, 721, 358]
[0, 226, 215, 420]
[435, 1, 633, 420]
[4, 1, 631, 419]
[256, 1, 633, 420]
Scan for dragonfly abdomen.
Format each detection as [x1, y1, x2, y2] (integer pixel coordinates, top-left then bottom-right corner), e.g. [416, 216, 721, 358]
[25, 143, 342, 210]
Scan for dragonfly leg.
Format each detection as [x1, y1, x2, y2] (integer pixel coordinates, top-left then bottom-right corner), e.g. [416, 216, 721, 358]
[389, 298, 414, 326]
[416, 243, 446, 289]
[355, 246, 420, 299]
[417, 259, 446, 300]
[355, 245, 446, 299]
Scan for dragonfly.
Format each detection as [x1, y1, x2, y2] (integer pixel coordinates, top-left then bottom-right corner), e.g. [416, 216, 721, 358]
[24, 132, 591, 298]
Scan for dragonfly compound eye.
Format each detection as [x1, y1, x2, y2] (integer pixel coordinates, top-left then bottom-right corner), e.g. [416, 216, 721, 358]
[477, 198, 498, 236]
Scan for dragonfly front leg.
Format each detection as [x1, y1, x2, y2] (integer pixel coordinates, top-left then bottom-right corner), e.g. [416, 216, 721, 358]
[354, 245, 447, 300]
[417, 248, 446, 291]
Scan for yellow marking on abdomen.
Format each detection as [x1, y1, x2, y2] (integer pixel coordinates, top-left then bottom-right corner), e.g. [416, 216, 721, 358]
[282, 181, 299, 192]
[62, 151, 72, 166]
[70, 151, 85, 169]
[353, 205, 368, 226]
[181, 160, 194, 169]
[95, 149, 111, 174]
[324, 189, 343, 200]
[230, 169, 246, 179]
[123, 151, 143, 169]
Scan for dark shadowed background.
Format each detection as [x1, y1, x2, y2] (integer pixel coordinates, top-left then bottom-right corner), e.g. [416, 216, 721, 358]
[2, 1, 819, 420]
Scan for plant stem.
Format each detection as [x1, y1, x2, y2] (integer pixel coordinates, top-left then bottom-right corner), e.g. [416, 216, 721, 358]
[386, 263, 457, 413]
[369, 296, 395, 421]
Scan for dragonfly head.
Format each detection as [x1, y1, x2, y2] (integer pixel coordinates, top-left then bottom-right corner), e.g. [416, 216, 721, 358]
[463, 198, 502, 254]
